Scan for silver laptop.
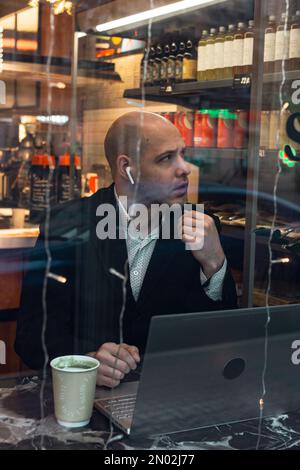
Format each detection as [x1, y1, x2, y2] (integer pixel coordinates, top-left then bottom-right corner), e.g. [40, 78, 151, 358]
[94, 304, 300, 436]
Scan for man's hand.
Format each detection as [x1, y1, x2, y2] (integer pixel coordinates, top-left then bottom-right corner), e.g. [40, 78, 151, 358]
[180, 210, 225, 278]
[89, 342, 140, 388]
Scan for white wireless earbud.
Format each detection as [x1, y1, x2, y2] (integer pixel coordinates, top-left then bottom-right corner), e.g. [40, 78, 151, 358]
[125, 166, 135, 185]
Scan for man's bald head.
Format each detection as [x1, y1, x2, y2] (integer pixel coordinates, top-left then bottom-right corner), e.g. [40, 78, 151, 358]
[104, 111, 175, 176]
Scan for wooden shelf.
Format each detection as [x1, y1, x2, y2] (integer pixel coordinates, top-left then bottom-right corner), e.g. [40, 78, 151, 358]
[124, 79, 251, 109]
[124, 68, 300, 109]
[263, 69, 300, 85]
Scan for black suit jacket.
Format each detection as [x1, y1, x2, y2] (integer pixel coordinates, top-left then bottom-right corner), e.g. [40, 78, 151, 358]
[15, 184, 237, 369]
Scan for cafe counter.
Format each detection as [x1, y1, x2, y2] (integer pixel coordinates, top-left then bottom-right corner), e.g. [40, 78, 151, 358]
[0, 225, 39, 374]
[1, 373, 300, 450]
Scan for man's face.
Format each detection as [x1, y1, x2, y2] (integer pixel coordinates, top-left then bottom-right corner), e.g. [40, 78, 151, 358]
[134, 120, 191, 206]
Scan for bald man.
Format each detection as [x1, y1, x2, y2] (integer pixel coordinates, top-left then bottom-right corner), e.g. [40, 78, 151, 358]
[15, 112, 237, 388]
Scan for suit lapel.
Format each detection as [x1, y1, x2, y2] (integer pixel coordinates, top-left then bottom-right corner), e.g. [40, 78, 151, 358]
[137, 237, 182, 308]
[94, 185, 128, 275]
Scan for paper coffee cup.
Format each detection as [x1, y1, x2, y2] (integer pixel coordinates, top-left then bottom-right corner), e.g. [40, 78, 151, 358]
[11, 208, 26, 228]
[50, 355, 100, 428]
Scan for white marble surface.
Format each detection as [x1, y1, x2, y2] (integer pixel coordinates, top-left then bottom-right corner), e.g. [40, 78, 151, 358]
[1, 377, 300, 450]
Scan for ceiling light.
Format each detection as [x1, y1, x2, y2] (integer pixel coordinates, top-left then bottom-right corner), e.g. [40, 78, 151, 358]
[96, 0, 227, 33]
[49, 81, 66, 89]
[37, 115, 69, 125]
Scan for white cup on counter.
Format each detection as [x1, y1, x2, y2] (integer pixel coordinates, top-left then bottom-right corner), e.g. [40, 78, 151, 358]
[11, 208, 26, 228]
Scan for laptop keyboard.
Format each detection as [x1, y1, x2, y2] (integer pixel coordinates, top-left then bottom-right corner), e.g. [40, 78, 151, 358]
[99, 394, 136, 421]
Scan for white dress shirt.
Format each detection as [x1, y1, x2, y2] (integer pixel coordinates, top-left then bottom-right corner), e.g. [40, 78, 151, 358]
[114, 187, 226, 302]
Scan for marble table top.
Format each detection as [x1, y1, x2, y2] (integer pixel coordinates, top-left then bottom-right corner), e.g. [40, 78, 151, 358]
[1, 374, 300, 450]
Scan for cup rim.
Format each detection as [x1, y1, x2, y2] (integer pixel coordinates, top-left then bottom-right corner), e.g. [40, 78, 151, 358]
[50, 355, 100, 372]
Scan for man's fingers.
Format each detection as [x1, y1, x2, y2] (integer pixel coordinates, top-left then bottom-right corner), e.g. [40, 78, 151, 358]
[98, 343, 137, 370]
[95, 348, 130, 374]
[97, 374, 120, 389]
[95, 342, 139, 374]
[122, 344, 140, 363]
[114, 345, 137, 370]
[99, 363, 125, 381]
[182, 225, 204, 238]
[182, 217, 204, 230]
[183, 210, 205, 221]
[182, 233, 196, 242]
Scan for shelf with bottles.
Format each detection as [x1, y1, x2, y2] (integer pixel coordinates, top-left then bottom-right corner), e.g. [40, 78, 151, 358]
[154, 109, 249, 152]
[125, 19, 256, 108]
[263, 10, 300, 75]
[124, 79, 250, 109]
[259, 106, 300, 153]
[125, 6, 300, 108]
[136, 18, 255, 87]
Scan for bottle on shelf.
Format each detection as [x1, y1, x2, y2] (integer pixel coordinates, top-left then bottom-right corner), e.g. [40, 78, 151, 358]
[29, 154, 56, 223]
[233, 22, 246, 75]
[289, 10, 300, 70]
[217, 109, 235, 148]
[197, 29, 209, 81]
[152, 43, 163, 85]
[268, 110, 281, 149]
[57, 154, 82, 204]
[206, 28, 217, 80]
[141, 45, 148, 87]
[274, 12, 291, 71]
[279, 108, 292, 148]
[182, 31, 197, 82]
[175, 34, 186, 83]
[167, 35, 179, 84]
[264, 15, 276, 74]
[233, 110, 249, 149]
[147, 45, 156, 86]
[160, 36, 171, 85]
[260, 110, 271, 149]
[223, 24, 235, 79]
[194, 109, 218, 147]
[214, 26, 226, 80]
[140, 48, 147, 88]
[180, 112, 194, 146]
[243, 20, 254, 74]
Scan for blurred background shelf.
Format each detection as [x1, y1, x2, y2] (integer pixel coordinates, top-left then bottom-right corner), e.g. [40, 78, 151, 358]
[124, 79, 251, 109]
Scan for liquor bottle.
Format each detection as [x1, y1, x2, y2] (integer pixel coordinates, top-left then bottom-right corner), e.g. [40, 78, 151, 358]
[140, 48, 147, 87]
[167, 35, 179, 84]
[243, 20, 254, 74]
[214, 26, 226, 79]
[223, 24, 235, 79]
[182, 31, 197, 82]
[147, 45, 156, 86]
[264, 15, 276, 73]
[274, 12, 291, 71]
[152, 43, 163, 85]
[175, 35, 186, 83]
[160, 36, 171, 85]
[197, 30, 209, 81]
[260, 110, 271, 148]
[206, 28, 217, 80]
[289, 10, 300, 70]
[233, 22, 246, 75]
[269, 110, 280, 149]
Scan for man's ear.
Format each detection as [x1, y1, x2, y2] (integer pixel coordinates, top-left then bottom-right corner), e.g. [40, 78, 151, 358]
[116, 154, 131, 180]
